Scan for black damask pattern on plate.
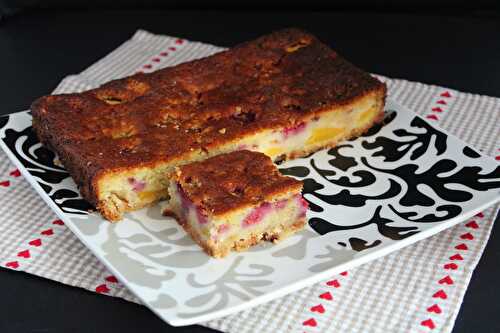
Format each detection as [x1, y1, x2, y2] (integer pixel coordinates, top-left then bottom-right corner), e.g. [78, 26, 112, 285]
[1, 125, 91, 215]
[462, 146, 481, 159]
[281, 111, 500, 251]
[0, 115, 10, 130]
[361, 116, 447, 162]
[363, 158, 500, 209]
[309, 206, 419, 240]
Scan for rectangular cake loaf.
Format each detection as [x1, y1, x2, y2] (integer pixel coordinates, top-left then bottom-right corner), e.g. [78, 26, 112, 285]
[31, 28, 386, 221]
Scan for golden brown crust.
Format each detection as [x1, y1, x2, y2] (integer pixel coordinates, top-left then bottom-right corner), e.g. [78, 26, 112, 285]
[31, 28, 387, 211]
[173, 150, 302, 216]
[97, 190, 168, 222]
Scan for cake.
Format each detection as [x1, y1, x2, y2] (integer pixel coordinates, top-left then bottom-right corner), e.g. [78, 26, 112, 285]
[31, 28, 386, 222]
[165, 150, 308, 258]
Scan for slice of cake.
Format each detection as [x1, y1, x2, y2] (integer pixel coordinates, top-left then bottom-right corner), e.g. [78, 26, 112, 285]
[165, 150, 308, 258]
[32, 28, 386, 221]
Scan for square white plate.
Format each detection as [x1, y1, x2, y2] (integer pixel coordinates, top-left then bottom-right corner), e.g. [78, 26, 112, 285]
[0, 99, 498, 326]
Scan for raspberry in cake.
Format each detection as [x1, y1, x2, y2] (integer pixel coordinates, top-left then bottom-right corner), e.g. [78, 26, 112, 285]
[165, 150, 308, 258]
[32, 28, 386, 221]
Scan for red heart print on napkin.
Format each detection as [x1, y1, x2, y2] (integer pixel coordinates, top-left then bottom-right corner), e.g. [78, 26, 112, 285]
[465, 221, 479, 229]
[41, 229, 54, 236]
[5, 261, 19, 269]
[310, 304, 325, 314]
[95, 284, 110, 294]
[326, 279, 340, 288]
[319, 292, 333, 301]
[427, 304, 442, 314]
[449, 254, 463, 261]
[444, 263, 458, 270]
[9, 169, 21, 177]
[105, 276, 118, 283]
[433, 290, 448, 299]
[17, 250, 30, 258]
[460, 233, 474, 240]
[29, 239, 42, 247]
[421, 318, 436, 329]
[302, 318, 317, 327]
[438, 276, 454, 285]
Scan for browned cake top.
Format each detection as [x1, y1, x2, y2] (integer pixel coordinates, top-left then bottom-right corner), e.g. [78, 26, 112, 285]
[32, 28, 385, 172]
[174, 150, 302, 215]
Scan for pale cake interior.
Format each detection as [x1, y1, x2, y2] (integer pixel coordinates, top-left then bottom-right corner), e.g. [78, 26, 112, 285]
[97, 91, 383, 221]
[167, 182, 307, 258]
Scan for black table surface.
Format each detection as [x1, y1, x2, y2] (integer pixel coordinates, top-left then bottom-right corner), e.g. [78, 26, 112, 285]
[0, 9, 499, 333]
